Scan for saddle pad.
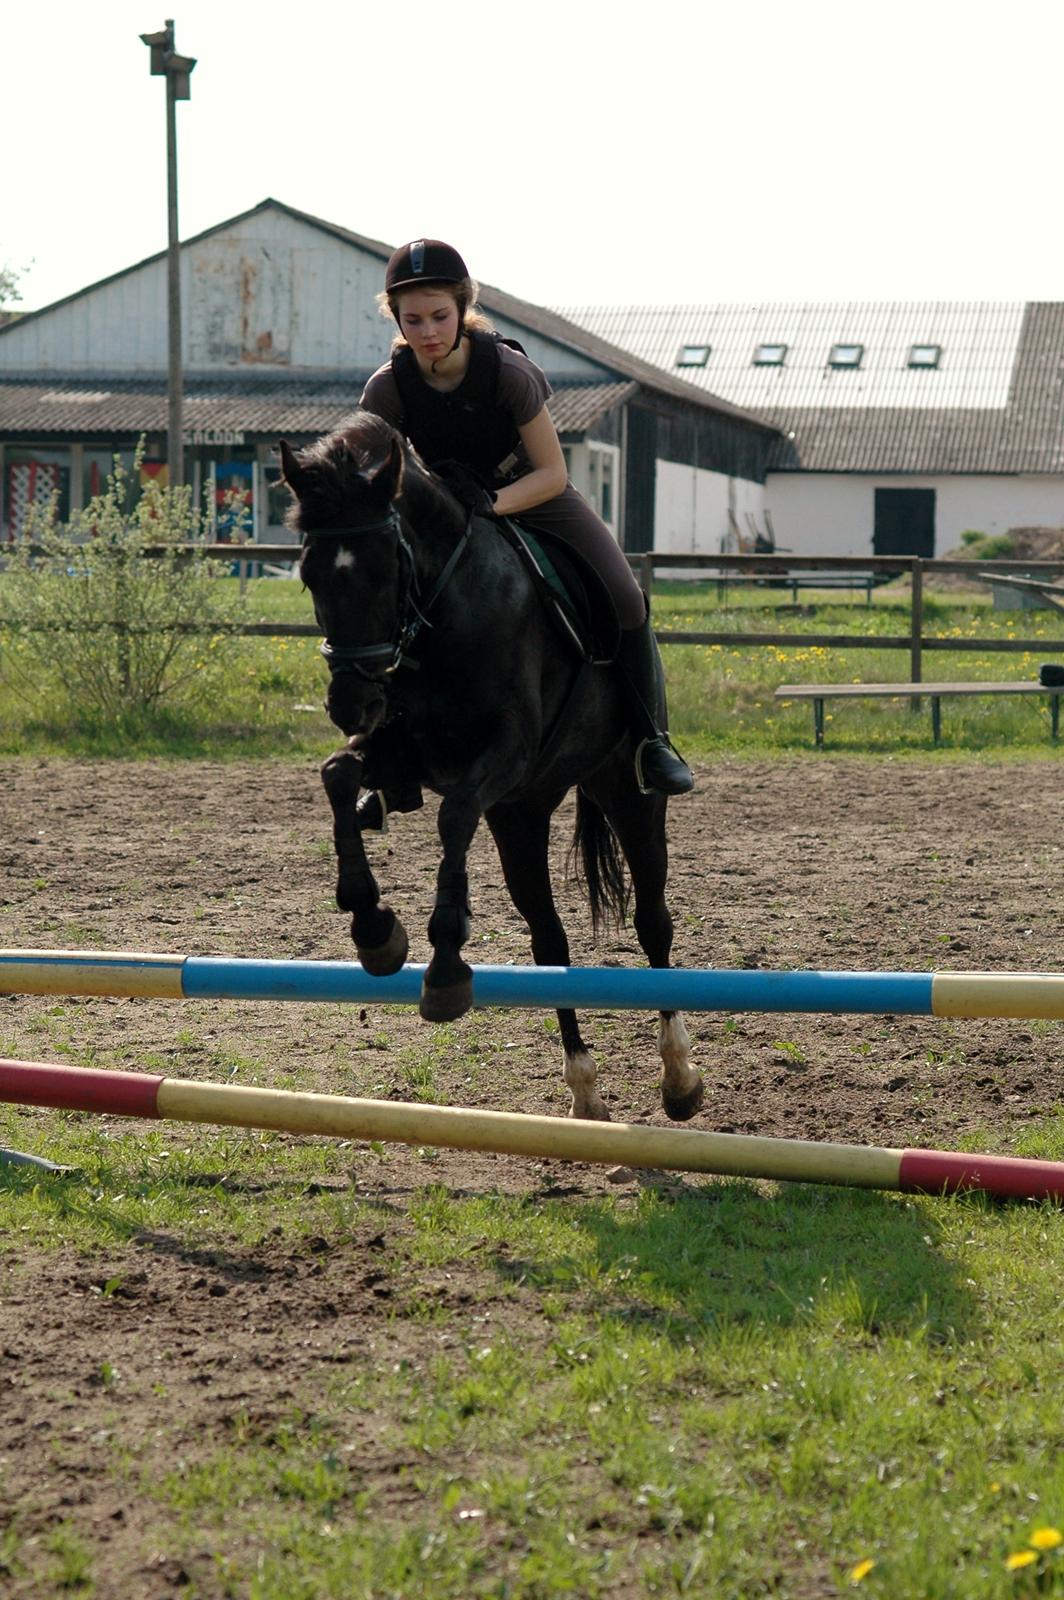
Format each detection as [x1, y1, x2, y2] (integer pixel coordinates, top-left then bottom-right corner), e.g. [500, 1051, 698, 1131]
[495, 517, 621, 664]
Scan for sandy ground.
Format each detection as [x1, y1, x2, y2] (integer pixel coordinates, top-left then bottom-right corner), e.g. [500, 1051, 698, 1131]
[1, 754, 1062, 1595]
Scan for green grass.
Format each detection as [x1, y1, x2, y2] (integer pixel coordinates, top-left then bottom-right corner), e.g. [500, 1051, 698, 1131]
[2, 575, 1063, 759]
[3, 1115, 1064, 1597]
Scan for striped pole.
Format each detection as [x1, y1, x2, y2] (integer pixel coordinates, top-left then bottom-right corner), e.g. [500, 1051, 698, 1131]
[2, 949, 1064, 1018]
[1, 1057, 1062, 1201]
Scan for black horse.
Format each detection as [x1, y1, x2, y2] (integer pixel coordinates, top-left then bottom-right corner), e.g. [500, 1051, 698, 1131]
[281, 412, 704, 1122]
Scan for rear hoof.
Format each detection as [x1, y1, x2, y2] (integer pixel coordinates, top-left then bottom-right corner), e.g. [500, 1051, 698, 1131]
[420, 973, 473, 1022]
[662, 1080, 704, 1122]
[356, 922, 409, 977]
[568, 1100, 612, 1122]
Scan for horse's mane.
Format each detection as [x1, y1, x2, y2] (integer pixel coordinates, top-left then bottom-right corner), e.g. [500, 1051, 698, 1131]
[283, 410, 463, 537]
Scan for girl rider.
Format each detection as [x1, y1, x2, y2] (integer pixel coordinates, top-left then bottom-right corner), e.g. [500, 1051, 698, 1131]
[356, 238, 693, 825]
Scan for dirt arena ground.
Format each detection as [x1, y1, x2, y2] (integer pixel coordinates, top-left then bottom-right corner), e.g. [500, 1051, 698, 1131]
[1, 755, 1062, 1595]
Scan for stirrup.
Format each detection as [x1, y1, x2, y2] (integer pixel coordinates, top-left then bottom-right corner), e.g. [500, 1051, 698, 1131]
[634, 736, 695, 797]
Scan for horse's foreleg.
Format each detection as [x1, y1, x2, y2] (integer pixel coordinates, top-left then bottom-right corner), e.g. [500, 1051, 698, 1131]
[321, 745, 409, 975]
[486, 803, 609, 1121]
[420, 785, 483, 1021]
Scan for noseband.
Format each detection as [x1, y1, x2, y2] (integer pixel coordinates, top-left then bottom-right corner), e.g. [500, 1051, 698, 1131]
[303, 505, 474, 680]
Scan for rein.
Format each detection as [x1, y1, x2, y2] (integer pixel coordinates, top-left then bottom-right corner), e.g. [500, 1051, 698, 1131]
[303, 505, 474, 680]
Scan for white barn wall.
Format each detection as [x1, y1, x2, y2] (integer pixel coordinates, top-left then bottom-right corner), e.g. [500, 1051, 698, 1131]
[654, 460, 766, 552]
[0, 208, 611, 381]
[765, 473, 1064, 556]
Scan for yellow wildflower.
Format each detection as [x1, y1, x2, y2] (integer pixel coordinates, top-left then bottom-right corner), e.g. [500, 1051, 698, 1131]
[1030, 1528, 1063, 1550]
[849, 1558, 875, 1583]
[1005, 1550, 1038, 1570]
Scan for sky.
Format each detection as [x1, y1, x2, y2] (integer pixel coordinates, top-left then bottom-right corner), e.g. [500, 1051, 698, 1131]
[3, 0, 1064, 317]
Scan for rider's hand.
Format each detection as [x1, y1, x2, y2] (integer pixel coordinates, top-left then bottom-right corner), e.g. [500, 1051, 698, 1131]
[432, 460, 498, 518]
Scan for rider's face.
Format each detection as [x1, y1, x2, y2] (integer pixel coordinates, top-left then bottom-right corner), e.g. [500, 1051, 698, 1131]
[396, 288, 461, 365]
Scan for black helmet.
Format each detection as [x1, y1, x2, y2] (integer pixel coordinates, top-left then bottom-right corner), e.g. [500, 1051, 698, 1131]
[384, 239, 470, 293]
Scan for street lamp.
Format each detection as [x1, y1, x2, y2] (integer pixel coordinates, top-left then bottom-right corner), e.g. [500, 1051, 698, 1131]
[140, 19, 196, 489]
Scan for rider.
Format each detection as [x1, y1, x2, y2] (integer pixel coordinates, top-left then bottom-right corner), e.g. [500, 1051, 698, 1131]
[356, 238, 694, 825]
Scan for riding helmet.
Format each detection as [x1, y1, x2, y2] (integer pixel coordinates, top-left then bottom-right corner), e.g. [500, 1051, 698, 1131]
[385, 239, 470, 292]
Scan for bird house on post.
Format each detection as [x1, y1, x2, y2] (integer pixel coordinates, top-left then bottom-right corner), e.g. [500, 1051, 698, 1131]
[140, 23, 173, 75]
[168, 54, 195, 100]
[139, 19, 196, 487]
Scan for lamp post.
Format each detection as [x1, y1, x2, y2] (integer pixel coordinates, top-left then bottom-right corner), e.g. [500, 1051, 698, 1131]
[140, 20, 196, 489]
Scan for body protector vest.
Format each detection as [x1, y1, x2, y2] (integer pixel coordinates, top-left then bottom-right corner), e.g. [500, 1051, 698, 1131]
[391, 329, 527, 483]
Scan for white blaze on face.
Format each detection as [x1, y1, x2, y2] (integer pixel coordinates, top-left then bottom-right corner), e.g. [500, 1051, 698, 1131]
[334, 548, 356, 571]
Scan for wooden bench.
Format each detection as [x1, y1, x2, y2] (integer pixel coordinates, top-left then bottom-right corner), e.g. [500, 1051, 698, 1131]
[774, 681, 1063, 746]
[714, 572, 877, 604]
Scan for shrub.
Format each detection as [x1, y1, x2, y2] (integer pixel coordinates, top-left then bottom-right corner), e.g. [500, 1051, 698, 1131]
[0, 452, 249, 725]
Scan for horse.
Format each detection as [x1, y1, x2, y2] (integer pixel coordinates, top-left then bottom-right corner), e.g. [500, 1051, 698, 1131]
[280, 411, 704, 1123]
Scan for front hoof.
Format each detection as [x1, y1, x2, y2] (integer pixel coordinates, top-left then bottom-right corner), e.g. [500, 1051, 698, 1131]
[355, 921, 409, 977]
[662, 1080, 705, 1122]
[420, 971, 473, 1022]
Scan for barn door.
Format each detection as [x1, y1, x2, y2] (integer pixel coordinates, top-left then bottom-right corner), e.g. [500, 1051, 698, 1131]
[874, 487, 936, 557]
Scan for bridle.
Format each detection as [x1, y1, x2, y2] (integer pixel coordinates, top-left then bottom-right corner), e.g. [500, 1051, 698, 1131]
[302, 504, 474, 681]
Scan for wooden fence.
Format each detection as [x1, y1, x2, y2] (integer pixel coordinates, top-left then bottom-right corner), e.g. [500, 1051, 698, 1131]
[13, 547, 1064, 686]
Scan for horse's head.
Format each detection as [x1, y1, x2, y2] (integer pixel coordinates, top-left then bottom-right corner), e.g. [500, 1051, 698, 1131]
[282, 414, 412, 740]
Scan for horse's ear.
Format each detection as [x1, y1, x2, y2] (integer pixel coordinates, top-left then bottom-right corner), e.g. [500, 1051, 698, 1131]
[278, 439, 306, 490]
[368, 436, 404, 500]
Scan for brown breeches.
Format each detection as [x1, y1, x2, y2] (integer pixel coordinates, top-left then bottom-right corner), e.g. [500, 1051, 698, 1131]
[513, 483, 646, 631]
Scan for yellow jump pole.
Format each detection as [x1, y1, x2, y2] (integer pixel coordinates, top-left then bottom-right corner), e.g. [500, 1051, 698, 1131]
[3, 1058, 1064, 1199]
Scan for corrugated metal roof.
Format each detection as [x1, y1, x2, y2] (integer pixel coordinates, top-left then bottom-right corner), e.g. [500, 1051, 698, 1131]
[556, 301, 1064, 474]
[556, 302, 1025, 411]
[548, 381, 635, 433]
[0, 376, 635, 442]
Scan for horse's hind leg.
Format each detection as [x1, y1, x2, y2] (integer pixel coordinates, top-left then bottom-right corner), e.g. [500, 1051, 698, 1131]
[487, 802, 610, 1121]
[594, 780, 703, 1122]
[321, 745, 409, 975]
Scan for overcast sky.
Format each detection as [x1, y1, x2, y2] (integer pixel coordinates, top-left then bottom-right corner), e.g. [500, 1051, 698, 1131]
[3, 0, 1063, 316]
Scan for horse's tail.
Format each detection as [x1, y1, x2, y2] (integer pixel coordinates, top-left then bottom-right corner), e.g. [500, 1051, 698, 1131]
[568, 788, 630, 936]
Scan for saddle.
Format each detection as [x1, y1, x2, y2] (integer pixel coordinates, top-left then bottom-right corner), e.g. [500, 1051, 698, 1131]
[491, 516, 621, 665]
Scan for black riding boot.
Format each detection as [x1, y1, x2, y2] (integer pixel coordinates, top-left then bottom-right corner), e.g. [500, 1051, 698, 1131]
[356, 783, 424, 833]
[616, 612, 694, 796]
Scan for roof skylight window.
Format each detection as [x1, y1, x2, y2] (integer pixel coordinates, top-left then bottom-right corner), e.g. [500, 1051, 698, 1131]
[908, 344, 941, 368]
[828, 343, 864, 369]
[676, 343, 710, 367]
[754, 343, 787, 366]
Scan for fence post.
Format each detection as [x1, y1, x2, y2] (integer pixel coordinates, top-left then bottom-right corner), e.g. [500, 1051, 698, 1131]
[638, 551, 654, 595]
[910, 558, 924, 708]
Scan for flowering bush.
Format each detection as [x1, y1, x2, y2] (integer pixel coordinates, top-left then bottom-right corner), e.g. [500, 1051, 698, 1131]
[0, 450, 248, 722]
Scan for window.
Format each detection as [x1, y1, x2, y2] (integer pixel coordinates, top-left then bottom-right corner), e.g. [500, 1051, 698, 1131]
[908, 344, 941, 369]
[754, 343, 788, 366]
[3, 446, 72, 540]
[828, 343, 864, 368]
[675, 343, 710, 367]
[587, 443, 621, 537]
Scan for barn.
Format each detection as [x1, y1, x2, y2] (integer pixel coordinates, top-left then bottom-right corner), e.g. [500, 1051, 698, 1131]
[0, 199, 777, 552]
[557, 301, 1064, 558]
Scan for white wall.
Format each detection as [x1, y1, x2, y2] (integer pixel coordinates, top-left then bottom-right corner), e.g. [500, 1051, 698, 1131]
[0, 206, 610, 382]
[765, 472, 1064, 556]
[653, 460, 766, 552]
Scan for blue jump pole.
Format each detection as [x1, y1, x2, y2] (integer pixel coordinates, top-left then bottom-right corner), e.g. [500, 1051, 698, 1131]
[3, 950, 1063, 1019]
[184, 959, 934, 1013]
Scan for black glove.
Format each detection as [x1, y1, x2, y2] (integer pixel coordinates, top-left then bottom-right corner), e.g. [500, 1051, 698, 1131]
[432, 459, 497, 518]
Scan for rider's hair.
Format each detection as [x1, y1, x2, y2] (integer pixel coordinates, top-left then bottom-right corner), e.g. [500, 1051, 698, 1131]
[377, 277, 495, 349]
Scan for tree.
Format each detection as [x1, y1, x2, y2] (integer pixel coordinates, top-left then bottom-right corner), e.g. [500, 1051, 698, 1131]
[0, 261, 22, 310]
